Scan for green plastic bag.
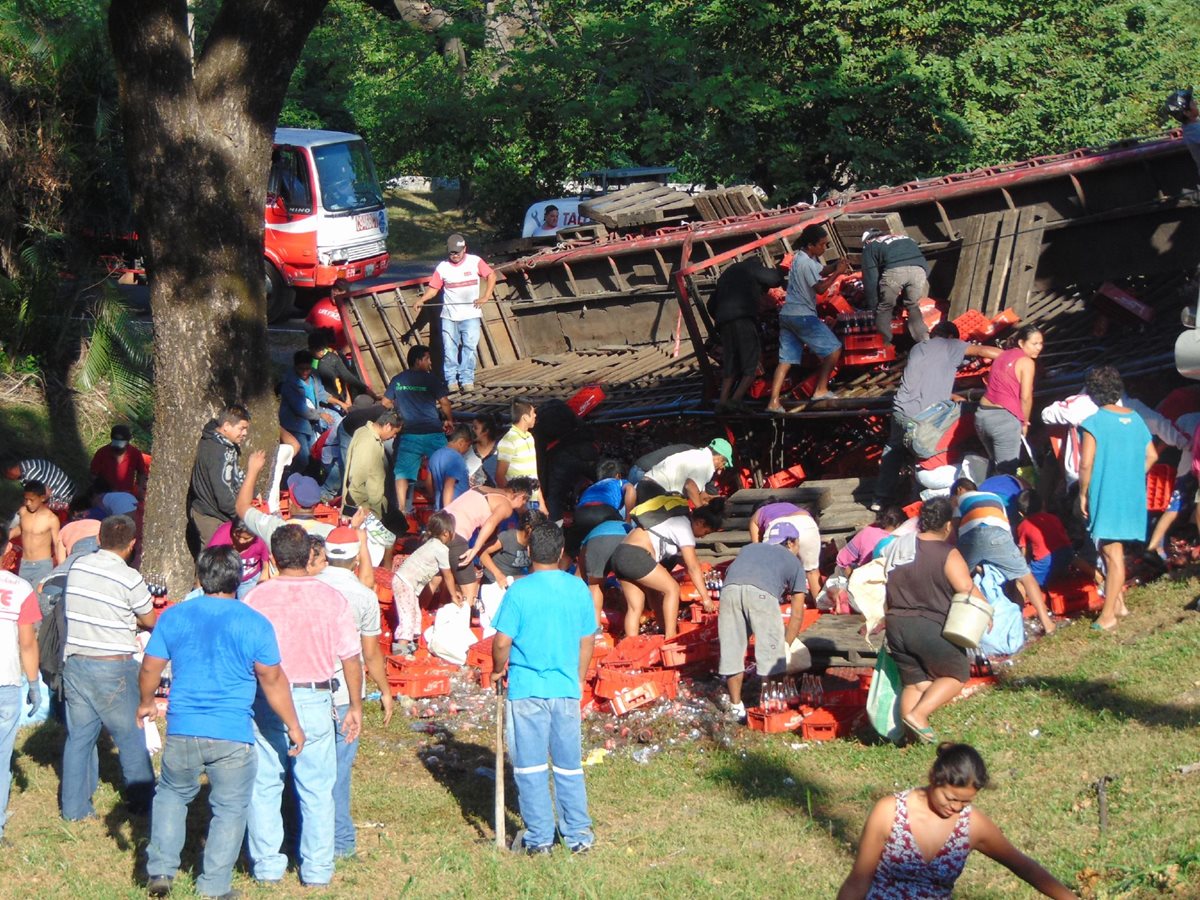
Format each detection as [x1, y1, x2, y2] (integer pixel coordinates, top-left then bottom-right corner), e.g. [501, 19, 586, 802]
[867, 646, 904, 744]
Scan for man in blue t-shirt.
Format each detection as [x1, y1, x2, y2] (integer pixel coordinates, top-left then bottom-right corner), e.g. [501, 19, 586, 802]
[137, 547, 305, 899]
[492, 522, 597, 855]
[384, 344, 454, 518]
[428, 424, 472, 509]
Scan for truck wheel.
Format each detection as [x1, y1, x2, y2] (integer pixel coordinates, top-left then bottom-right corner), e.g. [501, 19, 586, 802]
[265, 261, 296, 323]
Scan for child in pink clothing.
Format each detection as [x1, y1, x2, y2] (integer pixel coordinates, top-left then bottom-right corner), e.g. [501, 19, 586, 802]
[391, 511, 459, 653]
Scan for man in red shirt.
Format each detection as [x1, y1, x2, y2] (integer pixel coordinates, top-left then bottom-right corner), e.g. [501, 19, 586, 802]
[244, 524, 363, 887]
[305, 279, 351, 354]
[90, 424, 149, 499]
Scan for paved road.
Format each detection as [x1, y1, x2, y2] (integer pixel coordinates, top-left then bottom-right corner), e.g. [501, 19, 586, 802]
[115, 259, 435, 326]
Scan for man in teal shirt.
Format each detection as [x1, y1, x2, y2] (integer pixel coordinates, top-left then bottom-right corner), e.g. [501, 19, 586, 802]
[492, 522, 596, 854]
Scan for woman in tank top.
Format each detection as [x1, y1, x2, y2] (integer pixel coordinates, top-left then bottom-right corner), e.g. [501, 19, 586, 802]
[882, 497, 977, 744]
[838, 743, 1077, 899]
[975, 325, 1043, 475]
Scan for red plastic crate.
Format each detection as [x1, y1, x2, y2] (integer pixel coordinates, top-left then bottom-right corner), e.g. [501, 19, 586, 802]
[660, 624, 721, 669]
[386, 655, 458, 677]
[801, 706, 860, 742]
[608, 682, 663, 715]
[605, 634, 666, 669]
[1045, 578, 1103, 616]
[374, 567, 394, 607]
[387, 672, 451, 698]
[953, 309, 992, 341]
[843, 333, 885, 352]
[747, 707, 805, 733]
[567, 384, 606, 418]
[594, 667, 679, 701]
[765, 464, 807, 489]
[466, 637, 494, 670]
[822, 687, 869, 708]
[841, 344, 896, 367]
[1146, 463, 1174, 513]
[902, 500, 923, 520]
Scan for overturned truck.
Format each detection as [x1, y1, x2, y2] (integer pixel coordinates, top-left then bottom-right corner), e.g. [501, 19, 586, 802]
[340, 131, 1200, 504]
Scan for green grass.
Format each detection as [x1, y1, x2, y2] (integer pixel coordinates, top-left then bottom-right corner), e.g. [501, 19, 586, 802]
[3, 575, 1200, 897]
[384, 189, 492, 263]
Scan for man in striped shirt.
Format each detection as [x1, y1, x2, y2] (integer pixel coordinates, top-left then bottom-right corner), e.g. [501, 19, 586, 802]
[60, 514, 158, 820]
[496, 398, 540, 502]
[3, 457, 78, 506]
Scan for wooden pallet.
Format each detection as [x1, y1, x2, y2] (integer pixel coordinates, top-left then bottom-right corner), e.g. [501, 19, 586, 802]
[947, 206, 1046, 318]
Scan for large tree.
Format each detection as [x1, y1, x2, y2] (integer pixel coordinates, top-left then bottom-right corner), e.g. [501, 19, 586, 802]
[107, 0, 328, 590]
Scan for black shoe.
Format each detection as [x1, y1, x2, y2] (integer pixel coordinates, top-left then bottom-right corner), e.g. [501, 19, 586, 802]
[1185, 597, 1200, 613]
[569, 842, 593, 855]
[147, 875, 173, 897]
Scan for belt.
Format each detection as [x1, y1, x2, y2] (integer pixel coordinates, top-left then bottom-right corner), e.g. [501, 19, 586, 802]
[291, 680, 335, 691]
[81, 653, 135, 661]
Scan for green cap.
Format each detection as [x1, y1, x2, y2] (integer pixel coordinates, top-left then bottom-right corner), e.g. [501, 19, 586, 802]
[708, 437, 733, 465]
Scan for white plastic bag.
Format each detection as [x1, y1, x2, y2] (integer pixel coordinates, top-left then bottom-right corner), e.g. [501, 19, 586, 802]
[424, 601, 474, 665]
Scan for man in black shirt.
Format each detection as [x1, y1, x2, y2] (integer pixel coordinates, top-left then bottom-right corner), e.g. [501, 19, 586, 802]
[861, 229, 931, 345]
[706, 259, 784, 412]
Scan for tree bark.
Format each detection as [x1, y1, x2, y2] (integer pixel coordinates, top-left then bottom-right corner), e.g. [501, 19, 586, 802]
[108, 0, 328, 593]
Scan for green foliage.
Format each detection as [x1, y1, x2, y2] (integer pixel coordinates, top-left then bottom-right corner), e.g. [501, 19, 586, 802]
[281, 0, 1200, 231]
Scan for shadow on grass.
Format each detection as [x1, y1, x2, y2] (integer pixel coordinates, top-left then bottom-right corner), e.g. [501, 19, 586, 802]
[416, 729, 520, 843]
[995, 675, 1200, 730]
[706, 748, 860, 849]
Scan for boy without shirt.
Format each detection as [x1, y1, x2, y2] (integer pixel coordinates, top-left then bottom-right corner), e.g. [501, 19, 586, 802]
[8, 480, 61, 589]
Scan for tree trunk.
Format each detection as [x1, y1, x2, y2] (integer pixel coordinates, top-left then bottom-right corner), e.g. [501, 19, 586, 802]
[108, 0, 328, 593]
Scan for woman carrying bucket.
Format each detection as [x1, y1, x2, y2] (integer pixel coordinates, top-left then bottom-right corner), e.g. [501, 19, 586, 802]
[881, 497, 977, 744]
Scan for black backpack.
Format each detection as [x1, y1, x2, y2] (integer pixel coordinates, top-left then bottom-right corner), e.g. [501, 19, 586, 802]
[37, 595, 67, 699]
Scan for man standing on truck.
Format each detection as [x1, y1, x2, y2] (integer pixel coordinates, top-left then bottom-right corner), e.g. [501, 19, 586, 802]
[861, 228, 931, 345]
[1166, 88, 1200, 179]
[765, 224, 848, 411]
[413, 233, 496, 393]
[707, 258, 785, 413]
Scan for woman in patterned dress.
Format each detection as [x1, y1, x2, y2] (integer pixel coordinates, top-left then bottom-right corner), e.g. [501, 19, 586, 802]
[837, 743, 1077, 899]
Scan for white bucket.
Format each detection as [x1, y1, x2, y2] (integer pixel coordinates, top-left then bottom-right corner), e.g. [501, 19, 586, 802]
[942, 590, 993, 649]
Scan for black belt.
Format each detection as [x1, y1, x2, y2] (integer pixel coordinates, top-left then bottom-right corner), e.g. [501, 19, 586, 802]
[291, 680, 335, 691]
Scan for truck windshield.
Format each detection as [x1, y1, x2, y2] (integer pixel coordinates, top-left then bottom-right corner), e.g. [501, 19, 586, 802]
[313, 140, 384, 213]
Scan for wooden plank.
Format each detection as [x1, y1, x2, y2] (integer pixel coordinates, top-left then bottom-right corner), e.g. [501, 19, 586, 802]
[1003, 206, 1045, 318]
[947, 214, 986, 317]
[693, 193, 718, 221]
[982, 208, 1020, 318]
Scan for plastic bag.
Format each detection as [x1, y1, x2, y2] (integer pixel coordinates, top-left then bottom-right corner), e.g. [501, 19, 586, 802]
[867, 646, 904, 744]
[424, 601, 475, 665]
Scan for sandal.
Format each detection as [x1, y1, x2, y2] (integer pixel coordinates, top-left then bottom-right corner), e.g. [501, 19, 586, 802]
[901, 715, 937, 744]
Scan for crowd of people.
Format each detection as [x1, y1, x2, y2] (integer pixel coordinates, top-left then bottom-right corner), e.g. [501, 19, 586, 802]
[7, 215, 1194, 898]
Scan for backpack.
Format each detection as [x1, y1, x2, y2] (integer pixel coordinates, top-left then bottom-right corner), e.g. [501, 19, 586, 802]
[904, 400, 961, 460]
[37, 595, 68, 699]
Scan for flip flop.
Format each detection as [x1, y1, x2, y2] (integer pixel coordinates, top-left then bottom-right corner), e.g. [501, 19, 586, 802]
[1091, 620, 1117, 632]
[810, 391, 839, 401]
[901, 715, 937, 744]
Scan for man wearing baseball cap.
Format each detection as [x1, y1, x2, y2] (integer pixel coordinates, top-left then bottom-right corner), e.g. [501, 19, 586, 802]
[717, 520, 809, 723]
[315, 526, 393, 858]
[413, 233, 496, 393]
[861, 227, 930, 345]
[235, 453, 337, 546]
[636, 439, 732, 507]
[90, 423, 149, 499]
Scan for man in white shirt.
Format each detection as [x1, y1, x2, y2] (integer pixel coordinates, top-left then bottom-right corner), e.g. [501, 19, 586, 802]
[638, 439, 732, 507]
[413, 233, 496, 393]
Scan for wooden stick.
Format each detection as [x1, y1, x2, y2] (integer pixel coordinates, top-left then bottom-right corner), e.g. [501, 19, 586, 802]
[494, 679, 506, 849]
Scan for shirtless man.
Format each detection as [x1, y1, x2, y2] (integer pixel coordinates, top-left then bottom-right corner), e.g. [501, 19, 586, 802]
[8, 480, 61, 590]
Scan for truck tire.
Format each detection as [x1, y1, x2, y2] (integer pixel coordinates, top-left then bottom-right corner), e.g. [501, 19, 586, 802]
[265, 261, 296, 323]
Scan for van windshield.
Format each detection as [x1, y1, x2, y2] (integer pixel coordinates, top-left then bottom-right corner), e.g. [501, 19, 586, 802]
[313, 140, 384, 213]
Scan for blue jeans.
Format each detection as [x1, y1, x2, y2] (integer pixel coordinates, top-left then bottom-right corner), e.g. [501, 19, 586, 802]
[61, 655, 155, 820]
[441, 317, 482, 387]
[246, 687, 336, 885]
[0, 685, 20, 840]
[292, 430, 315, 472]
[146, 736, 257, 896]
[505, 697, 593, 850]
[333, 703, 359, 856]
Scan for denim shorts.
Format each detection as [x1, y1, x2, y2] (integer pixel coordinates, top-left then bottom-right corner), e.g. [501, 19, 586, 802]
[393, 431, 447, 480]
[779, 315, 841, 363]
[1167, 475, 1197, 514]
[957, 524, 1030, 581]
